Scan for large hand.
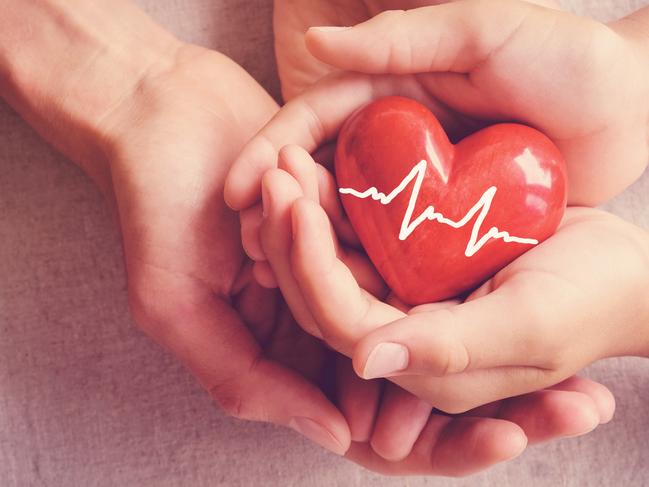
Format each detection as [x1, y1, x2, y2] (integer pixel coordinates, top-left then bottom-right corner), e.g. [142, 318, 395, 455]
[273, 0, 558, 100]
[3, 0, 372, 456]
[248, 0, 648, 208]
[96, 45, 366, 451]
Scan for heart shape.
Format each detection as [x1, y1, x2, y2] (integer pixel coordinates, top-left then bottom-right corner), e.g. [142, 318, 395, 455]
[335, 96, 567, 305]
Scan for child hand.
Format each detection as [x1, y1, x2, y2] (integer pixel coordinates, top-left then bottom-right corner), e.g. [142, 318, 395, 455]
[259, 145, 649, 414]
[227, 0, 649, 211]
[257, 145, 616, 470]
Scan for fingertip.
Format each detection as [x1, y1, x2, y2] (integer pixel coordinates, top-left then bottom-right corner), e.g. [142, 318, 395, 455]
[278, 145, 319, 201]
[305, 27, 351, 66]
[240, 204, 266, 261]
[582, 380, 616, 425]
[226, 136, 280, 210]
[223, 173, 242, 210]
[477, 421, 528, 464]
[260, 167, 299, 217]
[305, 26, 348, 44]
[542, 391, 600, 439]
[430, 418, 527, 476]
[504, 427, 528, 461]
[549, 377, 616, 425]
[597, 387, 616, 424]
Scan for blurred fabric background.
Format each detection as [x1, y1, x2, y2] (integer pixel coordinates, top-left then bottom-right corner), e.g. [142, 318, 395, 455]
[1, 1, 648, 485]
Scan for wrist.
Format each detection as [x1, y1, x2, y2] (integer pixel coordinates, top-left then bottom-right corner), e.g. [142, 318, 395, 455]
[0, 0, 181, 185]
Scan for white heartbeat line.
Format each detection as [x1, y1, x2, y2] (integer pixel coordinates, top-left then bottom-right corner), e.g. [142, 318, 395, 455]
[338, 160, 539, 257]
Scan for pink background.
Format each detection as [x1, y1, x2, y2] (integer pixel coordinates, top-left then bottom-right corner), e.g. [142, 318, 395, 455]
[0, 1, 648, 485]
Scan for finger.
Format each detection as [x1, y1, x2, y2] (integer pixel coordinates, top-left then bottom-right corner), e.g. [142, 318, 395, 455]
[252, 260, 278, 288]
[316, 163, 360, 248]
[353, 286, 543, 380]
[277, 145, 356, 245]
[494, 389, 600, 443]
[240, 203, 266, 261]
[279, 148, 384, 297]
[290, 196, 404, 354]
[225, 71, 441, 210]
[128, 270, 349, 454]
[370, 384, 432, 461]
[225, 74, 373, 210]
[548, 376, 616, 424]
[260, 169, 321, 337]
[346, 414, 526, 476]
[277, 145, 320, 202]
[335, 356, 382, 442]
[306, 0, 540, 74]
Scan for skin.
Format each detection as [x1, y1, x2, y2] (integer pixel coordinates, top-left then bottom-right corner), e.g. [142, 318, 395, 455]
[0, 0, 621, 477]
[260, 146, 649, 414]
[1, 0, 354, 457]
[226, 0, 649, 465]
[231, 0, 649, 210]
[274, 0, 559, 100]
[258, 146, 618, 473]
[262, 147, 649, 413]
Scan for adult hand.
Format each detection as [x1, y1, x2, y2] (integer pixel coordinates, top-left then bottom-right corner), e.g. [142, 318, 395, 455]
[0, 0, 352, 454]
[273, 0, 558, 100]
[243, 0, 648, 209]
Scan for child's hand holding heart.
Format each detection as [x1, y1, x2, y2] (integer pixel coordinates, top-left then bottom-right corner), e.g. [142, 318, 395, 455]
[223, 0, 649, 468]
[255, 144, 620, 471]
[258, 144, 649, 415]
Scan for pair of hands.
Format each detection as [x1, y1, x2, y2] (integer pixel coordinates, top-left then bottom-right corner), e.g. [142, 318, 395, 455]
[227, 0, 649, 470]
[14, 0, 646, 477]
[100, 43, 611, 476]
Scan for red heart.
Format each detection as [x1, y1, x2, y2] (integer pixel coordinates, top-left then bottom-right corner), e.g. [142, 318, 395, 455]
[335, 96, 567, 305]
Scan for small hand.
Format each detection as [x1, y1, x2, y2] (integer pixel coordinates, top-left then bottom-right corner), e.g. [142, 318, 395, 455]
[252, 145, 617, 473]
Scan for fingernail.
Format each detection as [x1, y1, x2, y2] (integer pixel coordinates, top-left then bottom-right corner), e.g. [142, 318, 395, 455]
[309, 26, 352, 33]
[362, 343, 409, 379]
[289, 417, 347, 455]
[261, 183, 270, 218]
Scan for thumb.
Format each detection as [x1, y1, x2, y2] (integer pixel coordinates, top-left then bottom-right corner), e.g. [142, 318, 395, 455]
[128, 265, 350, 455]
[305, 0, 542, 74]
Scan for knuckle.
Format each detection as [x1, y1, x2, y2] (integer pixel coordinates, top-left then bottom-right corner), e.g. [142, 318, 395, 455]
[431, 311, 470, 375]
[208, 356, 264, 421]
[371, 10, 411, 72]
[128, 281, 170, 335]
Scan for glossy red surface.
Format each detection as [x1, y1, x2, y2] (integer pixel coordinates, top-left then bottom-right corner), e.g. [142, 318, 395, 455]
[335, 96, 567, 304]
